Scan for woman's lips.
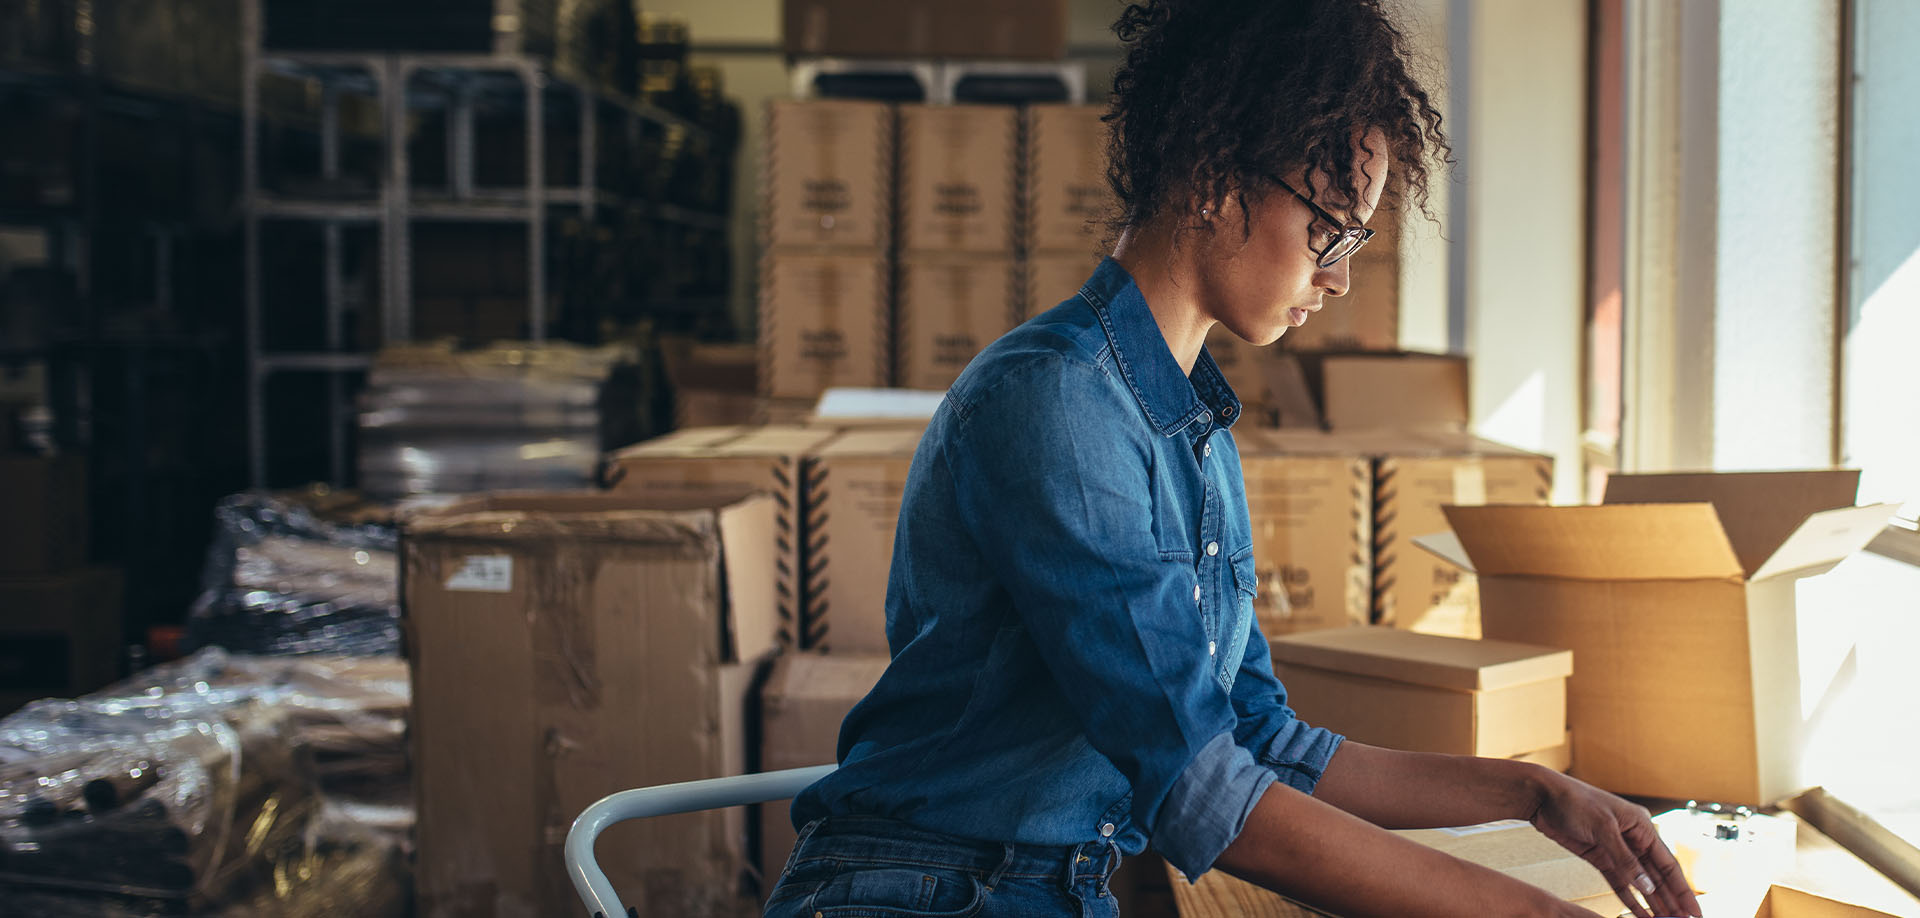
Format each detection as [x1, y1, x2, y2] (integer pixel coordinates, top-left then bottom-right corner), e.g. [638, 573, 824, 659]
[1288, 307, 1310, 327]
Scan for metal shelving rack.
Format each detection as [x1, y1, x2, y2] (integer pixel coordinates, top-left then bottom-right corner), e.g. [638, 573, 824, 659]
[239, 0, 724, 488]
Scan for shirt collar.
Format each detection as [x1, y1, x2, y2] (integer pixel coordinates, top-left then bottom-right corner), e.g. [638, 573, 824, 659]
[1076, 257, 1243, 438]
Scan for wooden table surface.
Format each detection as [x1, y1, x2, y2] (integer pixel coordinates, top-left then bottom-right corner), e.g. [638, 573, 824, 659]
[1165, 814, 1920, 917]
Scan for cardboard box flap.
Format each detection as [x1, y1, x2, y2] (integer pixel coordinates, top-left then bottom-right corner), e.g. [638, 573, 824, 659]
[816, 426, 926, 458]
[1270, 627, 1572, 691]
[1413, 530, 1476, 573]
[1442, 504, 1745, 581]
[717, 425, 841, 455]
[610, 427, 749, 458]
[1604, 471, 1863, 575]
[718, 498, 780, 663]
[1750, 503, 1899, 582]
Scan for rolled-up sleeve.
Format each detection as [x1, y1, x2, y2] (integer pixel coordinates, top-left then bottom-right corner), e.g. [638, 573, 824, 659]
[946, 355, 1268, 878]
[1229, 623, 1344, 792]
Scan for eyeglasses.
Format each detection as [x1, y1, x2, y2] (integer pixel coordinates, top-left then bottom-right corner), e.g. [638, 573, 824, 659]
[1271, 176, 1376, 268]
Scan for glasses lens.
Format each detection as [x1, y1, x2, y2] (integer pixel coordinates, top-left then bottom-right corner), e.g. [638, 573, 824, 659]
[1321, 232, 1363, 267]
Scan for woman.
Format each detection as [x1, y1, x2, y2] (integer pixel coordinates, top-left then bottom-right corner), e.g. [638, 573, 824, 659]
[767, 1, 1702, 916]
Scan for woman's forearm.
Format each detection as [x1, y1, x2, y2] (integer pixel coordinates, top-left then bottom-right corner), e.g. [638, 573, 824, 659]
[1310, 740, 1552, 829]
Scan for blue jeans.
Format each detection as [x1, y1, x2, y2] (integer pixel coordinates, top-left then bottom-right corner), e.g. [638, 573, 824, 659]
[764, 816, 1123, 918]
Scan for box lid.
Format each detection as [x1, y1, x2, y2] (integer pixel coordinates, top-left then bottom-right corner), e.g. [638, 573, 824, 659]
[1433, 504, 1746, 580]
[1604, 471, 1862, 576]
[1270, 627, 1571, 691]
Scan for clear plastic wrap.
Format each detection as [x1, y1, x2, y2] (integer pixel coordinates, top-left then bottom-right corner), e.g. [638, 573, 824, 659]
[184, 492, 403, 659]
[0, 650, 413, 916]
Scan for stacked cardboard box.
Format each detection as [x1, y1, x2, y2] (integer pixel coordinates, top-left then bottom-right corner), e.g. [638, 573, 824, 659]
[1237, 429, 1553, 640]
[757, 653, 891, 881]
[1419, 470, 1895, 805]
[800, 426, 925, 654]
[897, 104, 1021, 391]
[781, 0, 1070, 59]
[404, 489, 778, 918]
[761, 100, 895, 401]
[0, 454, 123, 715]
[1021, 105, 1110, 319]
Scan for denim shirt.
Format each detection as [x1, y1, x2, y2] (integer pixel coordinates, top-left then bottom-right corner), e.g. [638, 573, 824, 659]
[791, 257, 1343, 879]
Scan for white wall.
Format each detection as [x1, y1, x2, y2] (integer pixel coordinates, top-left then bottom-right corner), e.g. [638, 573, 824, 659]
[1456, 0, 1589, 502]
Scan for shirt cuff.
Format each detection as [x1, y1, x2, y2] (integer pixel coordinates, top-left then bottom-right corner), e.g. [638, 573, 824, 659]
[1153, 730, 1277, 880]
[1258, 721, 1344, 794]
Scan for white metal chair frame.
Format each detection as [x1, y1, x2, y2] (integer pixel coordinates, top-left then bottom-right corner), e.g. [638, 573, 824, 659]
[565, 764, 838, 918]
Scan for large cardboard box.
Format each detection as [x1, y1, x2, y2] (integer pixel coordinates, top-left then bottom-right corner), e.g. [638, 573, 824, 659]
[802, 427, 924, 654]
[0, 566, 124, 714]
[898, 104, 1018, 254]
[661, 339, 759, 430]
[763, 100, 893, 249]
[606, 426, 842, 649]
[404, 490, 778, 918]
[1234, 429, 1371, 635]
[782, 0, 1068, 60]
[0, 453, 87, 574]
[1307, 352, 1468, 432]
[1022, 251, 1101, 319]
[758, 652, 890, 882]
[1417, 470, 1897, 805]
[1269, 627, 1570, 758]
[1367, 431, 1554, 638]
[759, 250, 891, 400]
[1024, 105, 1112, 252]
[896, 255, 1020, 391]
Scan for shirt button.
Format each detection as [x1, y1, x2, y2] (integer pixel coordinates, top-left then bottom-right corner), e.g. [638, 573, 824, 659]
[1203, 442, 1213, 458]
[1193, 584, 1202, 602]
[1198, 411, 1211, 426]
[1100, 822, 1116, 837]
[1206, 541, 1219, 557]
[1209, 641, 1217, 656]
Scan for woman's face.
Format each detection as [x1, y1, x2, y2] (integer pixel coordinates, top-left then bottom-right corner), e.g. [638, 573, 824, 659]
[1196, 134, 1391, 347]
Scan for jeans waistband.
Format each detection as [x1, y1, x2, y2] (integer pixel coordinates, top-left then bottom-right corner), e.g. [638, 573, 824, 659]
[791, 816, 1121, 887]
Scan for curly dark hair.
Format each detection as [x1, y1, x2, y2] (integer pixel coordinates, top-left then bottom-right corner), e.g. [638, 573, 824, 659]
[1105, 0, 1449, 238]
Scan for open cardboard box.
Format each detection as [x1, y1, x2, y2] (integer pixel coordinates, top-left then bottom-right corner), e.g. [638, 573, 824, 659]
[1415, 470, 1897, 804]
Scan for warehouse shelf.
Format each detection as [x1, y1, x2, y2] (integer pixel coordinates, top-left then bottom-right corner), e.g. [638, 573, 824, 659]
[238, 0, 736, 487]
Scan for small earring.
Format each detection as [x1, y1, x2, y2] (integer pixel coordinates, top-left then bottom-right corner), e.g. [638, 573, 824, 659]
[1200, 207, 1211, 217]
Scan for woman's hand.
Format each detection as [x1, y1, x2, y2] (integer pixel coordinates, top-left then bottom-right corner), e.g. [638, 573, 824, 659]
[1527, 773, 1701, 918]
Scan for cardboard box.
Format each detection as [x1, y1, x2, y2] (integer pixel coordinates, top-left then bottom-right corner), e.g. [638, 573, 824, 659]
[1024, 105, 1113, 252]
[661, 339, 758, 430]
[1417, 470, 1897, 805]
[896, 255, 1020, 391]
[1022, 251, 1101, 319]
[1512, 732, 1572, 773]
[764, 100, 893, 249]
[1270, 628, 1570, 758]
[758, 652, 890, 880]
[1234, 429, 1372, 635]
[607, 426, 843, 649]
[0, 453, 87, 574]
[0, 567, 124, 714]
[1367, 431, 1554, 638]
[1207, 330, 1322, 430]
[898, 104, 1018, 254]
[783, 0, 1068, 60]
[404, 490, 778, 918]
[1309, 352, 1468, 432]
[801, 427, 924, 654]
[759, 250, 891, 400]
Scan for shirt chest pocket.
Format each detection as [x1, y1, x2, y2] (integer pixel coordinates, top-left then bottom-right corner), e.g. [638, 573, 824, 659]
[1217, 546, 1258, 687]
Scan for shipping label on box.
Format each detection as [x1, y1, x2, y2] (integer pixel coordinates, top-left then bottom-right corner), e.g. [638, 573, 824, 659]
[896, 255, 1019, 391]
[802, 428, 923, 653]
[759, 250, 891, 400]
[1022, 251, 1101, 320]
[899, 104, 1018, 253]
[607, 426, 842, 649]
[1236, 430, 1371, 635]
[403, 490, 777, 918]
[1418, 470, 1896, 804]
[764, 100, 894, 249]
[759, 653, 890, 878]
[1024, 105, 1113, 252]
